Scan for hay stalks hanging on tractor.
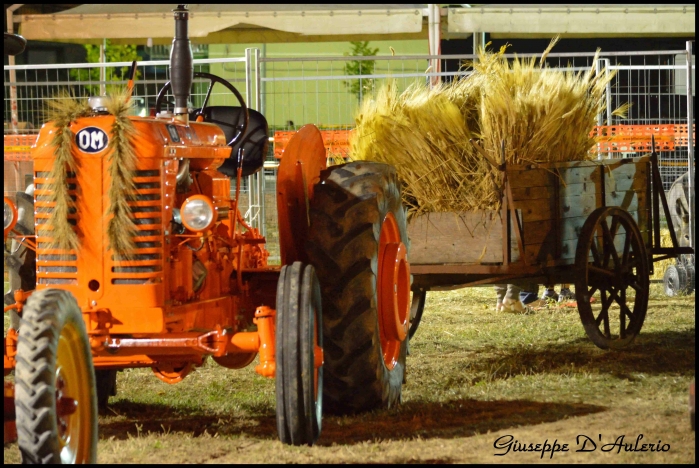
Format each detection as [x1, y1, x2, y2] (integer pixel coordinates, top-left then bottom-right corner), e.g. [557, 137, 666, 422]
[42, 93, 92, 251]
[105, 88, 138, 257]
[42, 89, 138, 256]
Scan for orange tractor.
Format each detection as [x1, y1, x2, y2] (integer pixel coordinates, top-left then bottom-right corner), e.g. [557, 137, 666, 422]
[3, 5, 412, 463]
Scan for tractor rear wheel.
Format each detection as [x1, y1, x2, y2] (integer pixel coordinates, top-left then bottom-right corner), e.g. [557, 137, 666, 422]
[275, 262, 323, 446]
[14, 289, 98, 463]
[308, 161, 410, 415]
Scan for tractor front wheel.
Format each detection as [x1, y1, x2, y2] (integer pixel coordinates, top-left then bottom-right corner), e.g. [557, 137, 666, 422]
[308, 161, 410, 414]
[275, 262, 323, 446]
[14, 288, 98, 463]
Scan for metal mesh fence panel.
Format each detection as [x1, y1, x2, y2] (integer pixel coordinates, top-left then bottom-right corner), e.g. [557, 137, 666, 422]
[4, 48, 695, 266]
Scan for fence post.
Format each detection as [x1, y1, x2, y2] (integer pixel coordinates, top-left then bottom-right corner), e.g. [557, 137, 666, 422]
[686, 40, 695, 250]
[245, 48, 253, 111]
[6, 4, 21, 134]
[244, 47, 264, 234]
[604, 59, 612, 127]
[596, 59, 604, 160]
[254, 47, 266, 238]
[428, 4, 441, 88]
[100, 39, 107, 96]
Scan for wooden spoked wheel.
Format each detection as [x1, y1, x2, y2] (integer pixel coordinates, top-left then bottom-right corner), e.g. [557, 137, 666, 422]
[574, 207, 650, 349]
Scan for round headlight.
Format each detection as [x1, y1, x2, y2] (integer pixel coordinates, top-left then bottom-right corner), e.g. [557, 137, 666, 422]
[180, 195, 216, 232]
[4, 197, 18, 237]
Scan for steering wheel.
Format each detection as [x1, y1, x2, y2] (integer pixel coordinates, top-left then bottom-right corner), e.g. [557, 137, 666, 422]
[155, 72, 249, 146]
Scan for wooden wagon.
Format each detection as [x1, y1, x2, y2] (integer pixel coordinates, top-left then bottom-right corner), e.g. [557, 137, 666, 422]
[406, 148, 693, 349]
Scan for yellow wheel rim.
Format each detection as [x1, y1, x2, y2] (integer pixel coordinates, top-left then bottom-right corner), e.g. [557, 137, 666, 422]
[55, 321, 93, 464]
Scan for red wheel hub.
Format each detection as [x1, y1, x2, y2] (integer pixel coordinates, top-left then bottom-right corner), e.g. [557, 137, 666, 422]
[377, 213, 410, 370]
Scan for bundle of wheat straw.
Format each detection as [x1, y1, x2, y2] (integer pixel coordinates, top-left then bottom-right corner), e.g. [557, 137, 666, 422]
[42, 93, 93, 251]
[351, 38, 628, 215]
[651, 228, 675, 280]
[105, 88, 139, 258]
[42, 89, 138, 257]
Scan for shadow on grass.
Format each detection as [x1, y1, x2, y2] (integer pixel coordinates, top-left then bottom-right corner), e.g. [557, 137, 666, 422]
[464, 328, 695, 382]
[318, 398, 604, 445]
[97, 398, 604, 446]
[98, 400, 278, 441]
[95, 330, 690, 444]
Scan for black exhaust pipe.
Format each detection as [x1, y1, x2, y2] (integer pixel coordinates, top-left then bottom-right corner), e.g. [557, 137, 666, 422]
[170, 5, 193, 116]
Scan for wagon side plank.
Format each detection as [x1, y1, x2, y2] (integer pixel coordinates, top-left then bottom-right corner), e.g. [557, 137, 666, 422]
[407, 211, 519, 265]
[407, 156, 651, 268]
[510, 158, 650, 266]
[523, 222, 650, 265]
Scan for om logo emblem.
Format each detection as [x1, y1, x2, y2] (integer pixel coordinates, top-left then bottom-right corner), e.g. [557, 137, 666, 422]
[75, 127, 109, 153]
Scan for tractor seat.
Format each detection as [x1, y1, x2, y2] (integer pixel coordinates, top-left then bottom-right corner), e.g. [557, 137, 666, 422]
[190, 106, 269, 178]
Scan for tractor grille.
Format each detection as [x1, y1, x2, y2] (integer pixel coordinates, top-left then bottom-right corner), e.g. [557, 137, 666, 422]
[110, 169, 164, 285]
[34, 171, 79, 285]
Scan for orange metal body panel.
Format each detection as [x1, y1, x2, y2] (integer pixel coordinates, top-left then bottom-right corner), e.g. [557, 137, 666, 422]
[276, 125, 327, 265]
[5, 113, 281, 377]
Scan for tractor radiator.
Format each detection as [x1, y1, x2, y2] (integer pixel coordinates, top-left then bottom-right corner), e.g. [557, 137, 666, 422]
[33, 167, 165, 286]
[110, 169, 164, 285]
[34, 171, 79, 285]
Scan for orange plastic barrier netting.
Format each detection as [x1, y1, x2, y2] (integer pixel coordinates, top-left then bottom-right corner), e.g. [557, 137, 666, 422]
[273, 129, 352, 159]
[590, 124, 695, 153]
[3, 134, 36, 161]
[7, 125, 694, 163]
[273, 125, 694, 159]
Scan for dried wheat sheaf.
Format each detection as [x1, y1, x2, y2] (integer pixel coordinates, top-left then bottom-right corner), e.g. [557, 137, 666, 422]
[43, 89, 138, 257]
[351, 38, 630, 216]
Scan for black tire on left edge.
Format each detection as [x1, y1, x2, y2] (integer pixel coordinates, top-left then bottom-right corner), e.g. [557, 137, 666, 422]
[5, 191, 36, 330]
[15, 288, 98, 463]
[275, 262, 323, 446]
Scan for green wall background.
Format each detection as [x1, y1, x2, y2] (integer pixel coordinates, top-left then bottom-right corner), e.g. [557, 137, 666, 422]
[205, 40, 428, 129]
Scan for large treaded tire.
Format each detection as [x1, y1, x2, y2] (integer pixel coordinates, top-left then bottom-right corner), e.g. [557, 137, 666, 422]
[15, 288, 98, 464]
[5, 191, 36, 330]
[307, 161, 409, 415]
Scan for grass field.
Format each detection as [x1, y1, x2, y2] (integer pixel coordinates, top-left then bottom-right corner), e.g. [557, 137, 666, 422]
[4, 283, 695, 464]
